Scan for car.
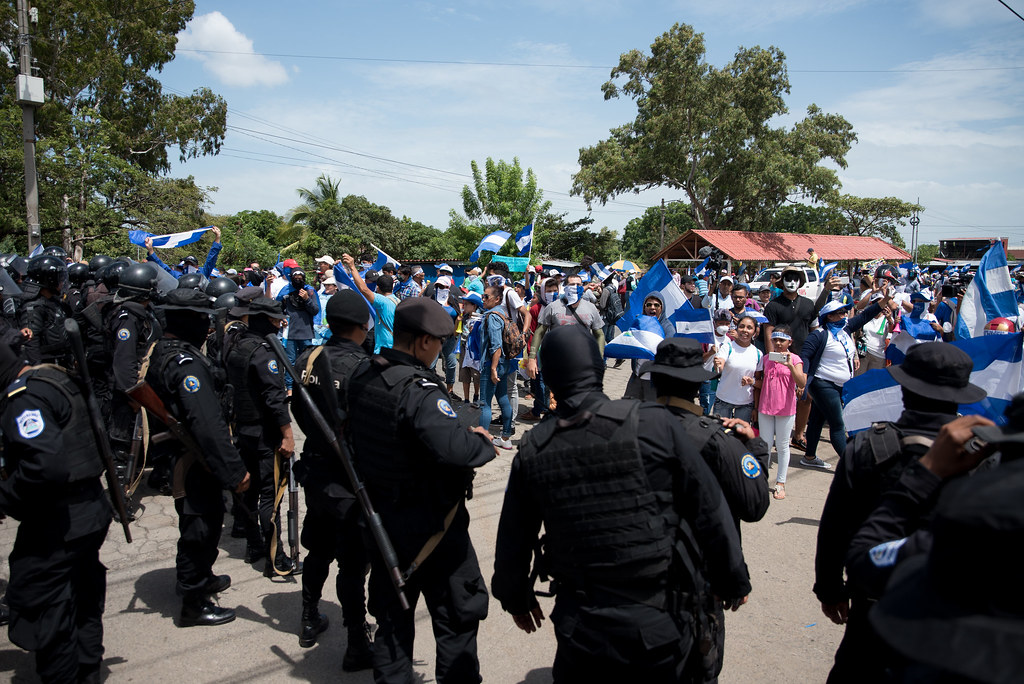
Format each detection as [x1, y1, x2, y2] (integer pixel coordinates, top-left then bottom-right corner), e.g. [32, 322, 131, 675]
[747, 264, 823, 300]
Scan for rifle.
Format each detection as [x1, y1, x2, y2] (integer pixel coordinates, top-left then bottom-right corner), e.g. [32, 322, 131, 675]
[287, 452, 300, 568]
[64, 319, 133, 543]
[263, 334, 410, 610]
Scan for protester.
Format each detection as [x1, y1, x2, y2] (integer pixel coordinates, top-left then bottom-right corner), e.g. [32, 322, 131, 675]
[698, 308, 734, 415]
[312, 276, 337, 345]
[480, 285, 516, 449]
[855, 292, 895, 375]
[713, 314, 762, 421]
[899, 291, 942, 342]
[703, 274, 734, 311]
[275, 268, 320, 392]
[433, 275, 461, 399]
[754, 325, 806, 499]
[458, 292, 484, 406]
[341, 255, 397, 354]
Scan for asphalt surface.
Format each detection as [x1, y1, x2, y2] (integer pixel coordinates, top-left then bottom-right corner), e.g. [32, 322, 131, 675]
[0, 363, 843, 683]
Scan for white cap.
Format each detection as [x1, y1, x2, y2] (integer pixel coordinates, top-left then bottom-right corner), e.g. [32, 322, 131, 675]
[321, 277, 337, 286]
[315, 255, 336, 265]
[436, 276, 453, 288]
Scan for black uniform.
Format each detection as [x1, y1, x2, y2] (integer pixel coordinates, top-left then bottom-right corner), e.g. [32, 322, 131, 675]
[222, 324, 291, 566]
[291, 337, 372, 661]
[0, 365, 112, 683]
[348, 347, 495, 684]
[814, 410, 950, 684]
[108, 300, 160, 393]
[17, 287, 71, 367]
[146, 338, 247, 611]
[492, 394, 751, 683]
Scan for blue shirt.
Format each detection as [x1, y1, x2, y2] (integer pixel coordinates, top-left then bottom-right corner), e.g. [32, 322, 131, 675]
[482, 310, 505, 360]
[373, 294, 398, 353]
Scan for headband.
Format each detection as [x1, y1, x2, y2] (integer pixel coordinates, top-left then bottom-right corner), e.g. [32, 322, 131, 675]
[771, 331, 792, 341]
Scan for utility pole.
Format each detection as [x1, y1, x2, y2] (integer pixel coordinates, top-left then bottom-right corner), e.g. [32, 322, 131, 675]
[16, 0, 44, 253]
[909, 197, 921, 264]
[659, 198, 666, 252]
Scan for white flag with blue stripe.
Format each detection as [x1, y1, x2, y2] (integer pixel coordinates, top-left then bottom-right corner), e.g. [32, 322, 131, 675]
[819, 261, 839, 280]
[128, 226, 212, 249]
[370, 243, 400, 270]
[617, 259, 691, 333]
[604, 315, 665, 360]
[592, 262, 612, 281]
[514, 223, 533, 256]
[693, 256, 711, 277]
[28, 243, 44, 258]
[672, 306, 714, 344]
[844, 333, 1024, 432]
[469, 230, 511, 263]
[956, 241, 1018, 339]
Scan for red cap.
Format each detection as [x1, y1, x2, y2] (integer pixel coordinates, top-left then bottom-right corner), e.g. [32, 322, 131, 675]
[282, 258, 299, 268]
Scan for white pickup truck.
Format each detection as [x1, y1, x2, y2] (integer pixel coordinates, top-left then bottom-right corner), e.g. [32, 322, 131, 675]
[747, 264, 824, 300]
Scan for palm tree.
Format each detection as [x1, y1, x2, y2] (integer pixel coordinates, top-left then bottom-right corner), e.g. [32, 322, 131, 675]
[278, 174, 342, 251]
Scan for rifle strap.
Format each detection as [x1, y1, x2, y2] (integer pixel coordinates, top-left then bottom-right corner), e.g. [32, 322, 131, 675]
[136, 342, 158, 386]
[269, 447, 291, 575]
[303, 346, 326, 387]
[402, 502, 459, 582]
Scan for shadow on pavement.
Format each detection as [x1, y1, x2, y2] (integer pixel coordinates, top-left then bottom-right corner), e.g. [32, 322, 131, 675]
[518, 667, 553, 683]
[125, 566, 179, 620]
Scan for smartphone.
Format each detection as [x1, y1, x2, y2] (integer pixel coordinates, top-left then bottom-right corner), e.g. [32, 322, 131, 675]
[768, 352, 788, 363]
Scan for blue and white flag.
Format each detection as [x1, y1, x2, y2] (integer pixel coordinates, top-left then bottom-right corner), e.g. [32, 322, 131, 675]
[604, 315, 665, 360]
[592, 262, 612, 282]
[128, 226, 212, 249]
[370, 243, 400, 270]
[956, 241, 1018, 339]
[884, 331, 920, 365]
[671, 307, 714, 344]
[819, 261, 839, 280]
[514, 223, 533, 256]
[898, 262, 915, 278]
[748, 309, 769, 325]
[28, 243, 44, 258]
[332, 263, 376, 321]
[693, 256, 712, 277]
[844, 333, 1024, 432]
[617, 259, 691, 333]
[469, 230, 511, 263]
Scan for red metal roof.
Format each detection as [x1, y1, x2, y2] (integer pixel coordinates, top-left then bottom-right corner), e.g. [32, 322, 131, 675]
[657, 230, 911, 262]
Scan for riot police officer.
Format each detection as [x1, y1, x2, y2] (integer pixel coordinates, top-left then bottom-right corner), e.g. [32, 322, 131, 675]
[289, 289, 374, 667]
[17, 255, 71, 367]
[639, 336, 770, 681]
[145, 288, 250, 627]
[0, 342, 112, 683]
[813, 342, 986, 683]
[347, 297, 496, 684]
[66, 262, 90, 312]
[492, 325, 751, 683]
[222, 294, 295, 576]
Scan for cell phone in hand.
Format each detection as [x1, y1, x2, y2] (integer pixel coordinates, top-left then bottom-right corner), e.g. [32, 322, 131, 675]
[768, 352, 788, 363]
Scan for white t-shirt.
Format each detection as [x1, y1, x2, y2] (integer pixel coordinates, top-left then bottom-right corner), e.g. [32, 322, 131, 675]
[816, 331, 855, 385]
[715, 341, 763, 405]
[704, 333, 731, 372]
[494, 288, 524, 320]
[864, 314, 889, 358]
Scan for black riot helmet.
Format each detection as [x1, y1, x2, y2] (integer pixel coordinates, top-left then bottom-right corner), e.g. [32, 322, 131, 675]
[88, 254, 113, 276]
[42, 245, 68, 260]
[5, 256, 28, 281]
[176, 272, 209, 292]
[25, 255, 68, 293]
[213, 292, 238, 311]
[117, 262, 159, 299]
[206, 276, 239, 298]
[67, 262, 90, 287]
[99, 260, 131, 290]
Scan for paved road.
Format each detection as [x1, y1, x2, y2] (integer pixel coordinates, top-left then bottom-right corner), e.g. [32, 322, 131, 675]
[0, 363, 843, 683]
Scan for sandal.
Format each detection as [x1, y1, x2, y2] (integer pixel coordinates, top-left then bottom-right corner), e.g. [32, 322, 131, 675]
[773, 483, 786, 500]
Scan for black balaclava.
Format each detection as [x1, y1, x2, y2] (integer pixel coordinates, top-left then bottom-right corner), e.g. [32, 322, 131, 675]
[540, 325, 605, 413]
[164, 310, 211, 348]
[247, 314, 279, 337]
[0, 343, 25, 389]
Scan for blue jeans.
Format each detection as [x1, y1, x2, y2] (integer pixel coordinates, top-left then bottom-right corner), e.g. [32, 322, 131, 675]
[713, 398, 753, 422]
[806, 377, 848, 459]
[441, 336, 458, 386]
[284, 338, 311, 390]
[530, 374, 548, 416]
[479, 360, 513, 437]
[699, 380, 717, 416]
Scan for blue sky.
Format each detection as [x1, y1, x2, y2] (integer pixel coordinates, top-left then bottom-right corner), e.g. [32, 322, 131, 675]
[160, 0, 1024, 250]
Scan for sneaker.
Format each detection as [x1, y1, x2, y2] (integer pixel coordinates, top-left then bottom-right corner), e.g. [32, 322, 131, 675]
[520, 411, 542, 422]
[799, 457, 832, 470]
[492, 436, 513, 450]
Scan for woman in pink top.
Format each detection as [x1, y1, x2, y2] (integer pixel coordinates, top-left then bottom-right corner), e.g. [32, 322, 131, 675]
[754, 325, 806, 500]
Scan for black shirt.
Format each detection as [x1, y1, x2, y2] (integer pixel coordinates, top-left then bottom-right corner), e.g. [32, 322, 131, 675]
[764, 290, 829, 351]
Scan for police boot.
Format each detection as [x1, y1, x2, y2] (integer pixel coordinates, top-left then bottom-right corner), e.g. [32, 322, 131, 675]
[298, 603, 329, 648]
[179, 599, 236, 627]
[342, 622, 374, 672]
[264, 552, 298, 578]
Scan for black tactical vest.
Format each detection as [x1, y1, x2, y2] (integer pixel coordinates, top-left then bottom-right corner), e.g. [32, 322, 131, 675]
[148, 339, 231, 422]
[517, 399, 675, 587]
[224, 332, 265, 426]
[1, 365, 104, 483]
[21, 296, 68, 359]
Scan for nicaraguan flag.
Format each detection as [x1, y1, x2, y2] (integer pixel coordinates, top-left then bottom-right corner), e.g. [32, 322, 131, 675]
[694, 257, 711, 277]
[604, 315, 665, 360]
[844, 333, 1024, 432]
[129, 226, 212, 249]
[898, 262, 915, 278]
[370, 243, 400, 270]
[672, 306, 714, 344]
[514, 224, 533, 256]
[332, 263, 376, 321]
[469, 230, 511, 263]
[748, 310, 769, 325]
[617, 259, 691, 333]
[884, 331, 920, 365]
[592, 262, 612, 282]
[29, 243, 44, 258]
[900, 314, 939, 341]
[956, 241, 1018, 339]
[819, 261, 839, 280]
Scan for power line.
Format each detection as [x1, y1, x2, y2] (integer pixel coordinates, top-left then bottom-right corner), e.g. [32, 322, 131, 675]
[998, 0, 1024, 22]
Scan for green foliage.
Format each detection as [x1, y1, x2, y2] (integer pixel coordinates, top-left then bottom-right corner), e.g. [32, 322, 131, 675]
[770, 203, 842, 234]
[572, 23, 857, 232]
[916, 244, 939, 263]
[460, 157, 553, 233]
[828, 195, 920, 249]
[621, 203, 697, 263]
[215, 210, 282, 269]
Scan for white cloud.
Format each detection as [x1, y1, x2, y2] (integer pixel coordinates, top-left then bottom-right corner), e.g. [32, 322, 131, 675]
[176, 12, 288, 87]
[683, 0, 867, 27]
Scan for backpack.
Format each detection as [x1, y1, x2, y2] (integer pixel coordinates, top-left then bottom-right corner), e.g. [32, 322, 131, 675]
[485, 302, 527, 359]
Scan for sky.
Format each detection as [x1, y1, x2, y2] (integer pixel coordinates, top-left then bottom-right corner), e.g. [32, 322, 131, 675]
[158, 0, 1024, 252]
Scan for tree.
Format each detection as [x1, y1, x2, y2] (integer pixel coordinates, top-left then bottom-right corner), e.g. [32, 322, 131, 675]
[571, 23, 857, 233]
[916, 244, 939, 263]
[621, 203, 698, 263]
[0, 1, 227, 256]
[828, 195, 920, 249]
[769, 203, 841, 235]
[460, 157, 552, 233]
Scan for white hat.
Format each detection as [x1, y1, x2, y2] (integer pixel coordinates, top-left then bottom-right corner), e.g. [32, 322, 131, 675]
[719, 275, 734, 284]
[436, 276, 453, 288]
[412, 266, 424, 275]
[468, 266, 482, 275]
[437, 263, 454, 274]
[321, 277, 337, 286]
[315, 255, 336, 265]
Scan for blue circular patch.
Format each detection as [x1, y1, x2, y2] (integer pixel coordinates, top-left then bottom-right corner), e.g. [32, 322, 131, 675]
[741, 454, 762, 479]
[437, 398, 457, 419]
[267, 359, 279, 374]
[117, 328, 131, 341]
[182, 375, 201, 393]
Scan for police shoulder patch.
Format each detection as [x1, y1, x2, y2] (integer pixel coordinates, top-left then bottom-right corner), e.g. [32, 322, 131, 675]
[117, 328, 131, 341]
[869, 538, 908, 568]
[740, 453, 762, 479]
[182, 375, 201, 393]
[267, 359, 279, 374]
[16, 409, 44, 439]
[437, 398, 457, 419]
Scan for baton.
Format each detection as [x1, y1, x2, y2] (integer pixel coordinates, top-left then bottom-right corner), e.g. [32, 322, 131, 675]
[263, 334, 410, 610]
[65, 319, 133, 543]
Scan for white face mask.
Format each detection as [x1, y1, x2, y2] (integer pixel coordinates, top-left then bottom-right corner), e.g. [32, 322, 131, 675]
[716, 325, 730, 336]
[564, 284, 582, 305]
[782, 278, 801, 293]
[435, 288, 449, 305]
[544, 289, 557, 304]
